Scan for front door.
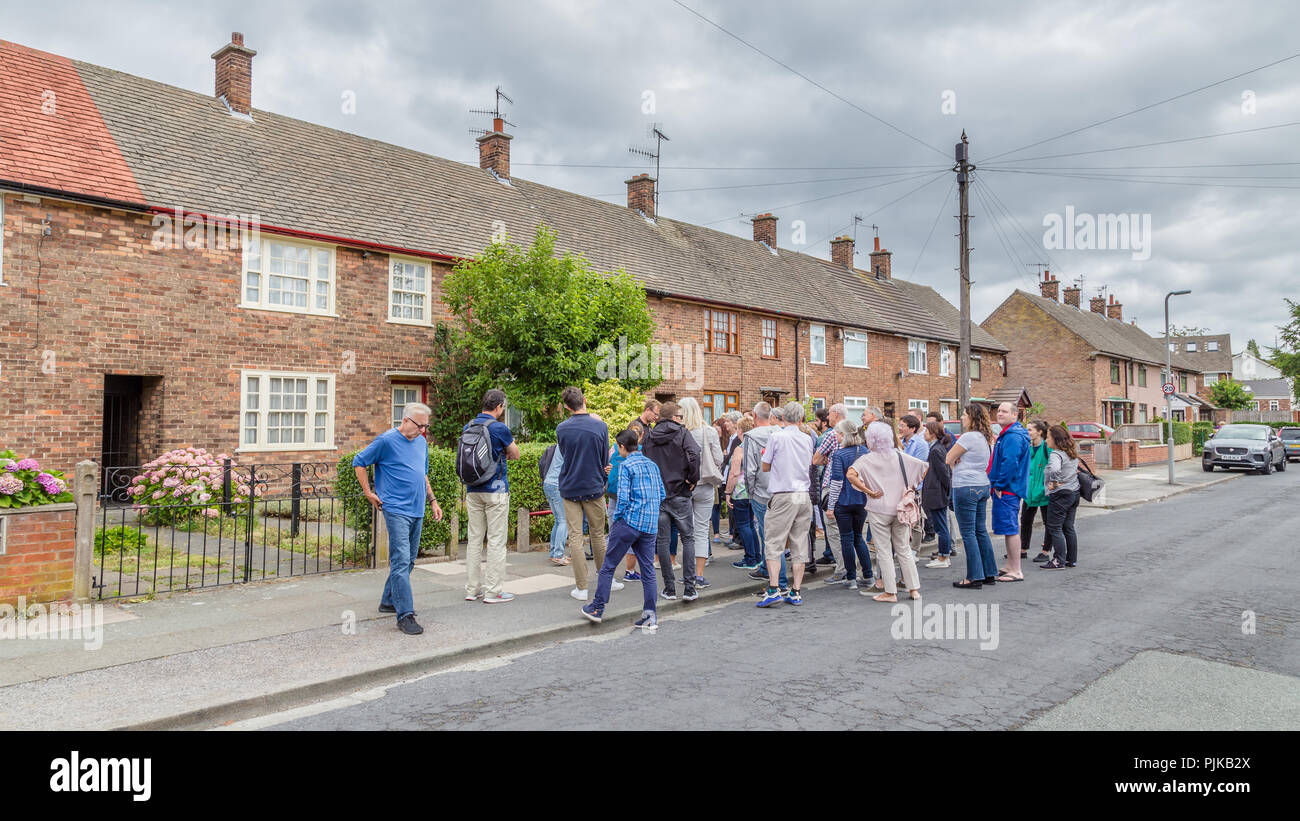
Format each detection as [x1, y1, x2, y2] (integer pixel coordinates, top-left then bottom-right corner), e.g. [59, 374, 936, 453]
[102, 375, 143, 500]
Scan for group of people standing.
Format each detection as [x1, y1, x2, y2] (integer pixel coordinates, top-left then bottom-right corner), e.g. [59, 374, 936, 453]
[354, 387, 1088, 637]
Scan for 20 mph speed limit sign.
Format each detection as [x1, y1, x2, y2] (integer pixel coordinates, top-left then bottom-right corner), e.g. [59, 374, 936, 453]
[1162, 382, 1176, 395]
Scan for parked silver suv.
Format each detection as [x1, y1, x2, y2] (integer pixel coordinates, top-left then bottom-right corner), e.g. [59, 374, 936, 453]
[1202, 424, 1287, 474]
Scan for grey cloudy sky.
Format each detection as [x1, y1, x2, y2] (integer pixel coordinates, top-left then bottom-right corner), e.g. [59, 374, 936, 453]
[5, 0, 1297, 351]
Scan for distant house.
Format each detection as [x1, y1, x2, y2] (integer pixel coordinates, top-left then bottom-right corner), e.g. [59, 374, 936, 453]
[1170, 334, 1232, 397]
[1233, 350, 1283, 381]
[981, 272, 1203, 425]
[1240, 378, 1294, 412]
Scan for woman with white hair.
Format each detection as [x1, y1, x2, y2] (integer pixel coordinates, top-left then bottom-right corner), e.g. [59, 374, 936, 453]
[846, 421, 928, 603]
[680, 397, 724, 587]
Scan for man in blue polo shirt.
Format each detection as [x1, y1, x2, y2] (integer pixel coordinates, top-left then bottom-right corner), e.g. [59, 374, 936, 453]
[463, 389, 521, 604]
[353, 402, 443, 636]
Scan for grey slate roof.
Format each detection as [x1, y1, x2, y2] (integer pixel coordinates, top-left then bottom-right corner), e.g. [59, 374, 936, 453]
[1241, 378, 1294, 398]
[1171, 334, 1233, 373]
[1008, 290, 1201, 371]
[62, 54, 1006, 352]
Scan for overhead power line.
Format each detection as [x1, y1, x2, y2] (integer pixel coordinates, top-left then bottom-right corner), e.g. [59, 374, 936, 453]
[908, 177, 957, 279]
[670, 0, 949, 159]
[983, 121, 1300, 164]
[983, 49, 1300, 163]
[699, 169, 947, 226]
[986, 167, 1300, 191]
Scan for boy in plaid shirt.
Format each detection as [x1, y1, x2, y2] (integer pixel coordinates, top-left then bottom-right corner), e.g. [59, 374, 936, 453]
[582, 428, 665, 631]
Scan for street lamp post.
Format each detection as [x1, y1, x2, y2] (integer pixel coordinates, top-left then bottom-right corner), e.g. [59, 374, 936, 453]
[1165, 289, 1192, 485]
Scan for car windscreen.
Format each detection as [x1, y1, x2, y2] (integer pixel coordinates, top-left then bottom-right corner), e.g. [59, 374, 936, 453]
[1280, 429, 1300, 440]
[1215, 425, 1268, 440]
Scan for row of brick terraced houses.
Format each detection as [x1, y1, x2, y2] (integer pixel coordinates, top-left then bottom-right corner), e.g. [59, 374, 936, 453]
[3, 32, 1236, 485]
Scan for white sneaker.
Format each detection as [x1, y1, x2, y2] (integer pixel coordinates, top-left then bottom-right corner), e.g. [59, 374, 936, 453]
[926, 557, 951, 568]
[570, 588, 589, 601]
[610, 579, 625, 591]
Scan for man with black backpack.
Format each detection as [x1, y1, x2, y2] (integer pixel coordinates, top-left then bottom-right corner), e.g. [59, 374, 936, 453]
[457, 389, 520, 604]
[642, 401, 701, 602]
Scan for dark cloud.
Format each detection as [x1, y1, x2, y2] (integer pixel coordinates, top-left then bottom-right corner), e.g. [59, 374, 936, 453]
[3, 0, 1296, 349]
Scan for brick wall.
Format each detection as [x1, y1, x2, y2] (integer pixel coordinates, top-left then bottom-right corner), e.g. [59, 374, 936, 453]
[1, 194, 454, 474]
[0, 504, 77, 606]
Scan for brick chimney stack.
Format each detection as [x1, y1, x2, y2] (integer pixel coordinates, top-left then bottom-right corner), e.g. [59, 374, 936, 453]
[477, 117, 513, 180]
[1106, 294, 1123, 321]
[212, 32, 257, 115]
[1063, 285, 1081, 308]
[751, 213, 777, 247]
[1090, 295, 1107, 315]
[869, 236, 891, 280]
[1039, 270, 1060, 301]
[830, 236, 854, 267]
[626, 174, 655, 217]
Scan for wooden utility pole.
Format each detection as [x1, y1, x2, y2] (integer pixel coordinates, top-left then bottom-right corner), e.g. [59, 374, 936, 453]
[955, 131, 974, 409]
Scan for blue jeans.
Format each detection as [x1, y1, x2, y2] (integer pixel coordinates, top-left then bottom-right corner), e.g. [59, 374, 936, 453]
[927, 506, 952, 556]
[380, 510, 423, 619]
[833, 504, 872, 580]
[953, 485, 996, 580]
[593, 519, 658, 615]
[711, 500, 720, 535]
[731, 499, 760, 565]
[752, 499, 787, 587]
[543, 482, 567, 560]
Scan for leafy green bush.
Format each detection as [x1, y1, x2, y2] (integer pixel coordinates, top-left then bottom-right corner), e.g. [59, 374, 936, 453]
[0, 450, 74, 509]
[94, 526, 149, 555]
[337, 446, 462, 557]
[582, 379, 648, 443]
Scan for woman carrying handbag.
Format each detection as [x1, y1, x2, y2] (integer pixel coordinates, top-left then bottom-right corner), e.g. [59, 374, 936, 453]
[845, 421, 928, 603]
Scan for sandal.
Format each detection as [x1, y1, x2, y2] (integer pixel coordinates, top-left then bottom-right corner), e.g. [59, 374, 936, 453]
[872, 592, 897, 602]
[550, 557, 571, 566]
[908, 590, 921, 600]
[996, 573, 1023, 582]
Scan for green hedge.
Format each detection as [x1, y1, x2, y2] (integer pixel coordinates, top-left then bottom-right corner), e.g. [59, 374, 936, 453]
[337, 442, 560, 556]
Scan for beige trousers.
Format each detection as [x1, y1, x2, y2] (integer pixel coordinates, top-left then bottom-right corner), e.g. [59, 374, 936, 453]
[867, 510, 920, 594]
[465, 492, 510, 597]
[564, 497, 607, 591]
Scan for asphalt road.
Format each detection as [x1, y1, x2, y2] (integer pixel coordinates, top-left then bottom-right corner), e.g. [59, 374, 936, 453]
[268, 467, 1299, 730]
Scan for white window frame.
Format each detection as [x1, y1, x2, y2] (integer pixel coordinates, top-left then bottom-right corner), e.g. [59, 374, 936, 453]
[809, 324, 826, 365]
[908, 399, 930, 413]
[843, 396, 869, 426]
[392, 385, 421, 428]
[843, 330, 869, 369]
[387, 255, 434, 326]
[1185, 342, 1197, 352]
[1270, 400, 1280, 411]
[1207, 341, 1219, 352]
[1204, 373, 1218, 386]
[238, 369, 336, 452]
[907, 339, 928, 374]
[241, 236, 337, 317]
[939, 345, 951, 377]
[970, 354, 982, 381]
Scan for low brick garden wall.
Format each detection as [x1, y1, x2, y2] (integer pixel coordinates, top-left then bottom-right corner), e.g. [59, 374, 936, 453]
[0, 503, 77, 606]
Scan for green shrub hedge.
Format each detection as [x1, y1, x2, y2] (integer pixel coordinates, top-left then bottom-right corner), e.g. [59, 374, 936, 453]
[337, 442, 560, 556]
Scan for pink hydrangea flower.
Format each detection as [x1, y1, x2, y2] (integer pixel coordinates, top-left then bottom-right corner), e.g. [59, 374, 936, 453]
[0, 474, 22, 495]
[14, 458, 39, 471]
[151, 490, 165, 500]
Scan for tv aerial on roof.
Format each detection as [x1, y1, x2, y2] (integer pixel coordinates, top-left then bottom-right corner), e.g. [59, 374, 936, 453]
[629, 123, 671, 212]
[469, 86, 515, 135]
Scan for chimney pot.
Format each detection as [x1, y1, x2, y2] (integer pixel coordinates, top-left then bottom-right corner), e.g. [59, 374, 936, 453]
[1090, 295, 1107, 315]
[1039, 270, 1060, 302]
[1063, 286, 1081, 308]
[751, 213, 777, 247]
[830, 235, 854, 268]
[212, 33, 257, 115]
[477, 119, 513, 180]
[626, 174, 656, 218]
[1106, 298, 1123, 321]
[869, 239, 892, 280]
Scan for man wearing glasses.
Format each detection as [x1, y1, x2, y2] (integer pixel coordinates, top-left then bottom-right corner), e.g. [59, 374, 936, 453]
[353, 402, 443, 635]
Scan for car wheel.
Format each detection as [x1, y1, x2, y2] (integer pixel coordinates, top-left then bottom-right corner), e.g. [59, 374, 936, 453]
[1202, 463, 1214, 473]
[1279, 453, 1287, 472]
[1261, 457, 1273, 475]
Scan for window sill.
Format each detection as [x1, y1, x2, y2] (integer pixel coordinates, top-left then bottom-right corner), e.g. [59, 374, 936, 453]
[386, 317, 434, 328]
[236, 444, 338, 454]
[239, 303, 339, 319]
[705, 350, 742, 357]
[843, 363, 870, 370]
[809, 359, 827, 366]
[909, 369, 928, 375]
